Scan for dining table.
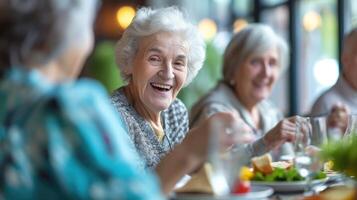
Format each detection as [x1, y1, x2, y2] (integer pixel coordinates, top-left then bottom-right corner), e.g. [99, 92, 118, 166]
[171, 173, 356, 200]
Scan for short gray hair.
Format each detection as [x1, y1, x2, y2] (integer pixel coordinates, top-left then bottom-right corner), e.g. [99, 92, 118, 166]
[0, 0, 99, 71]
[222, 24, 289, 82]
[115, 6, 206, 86]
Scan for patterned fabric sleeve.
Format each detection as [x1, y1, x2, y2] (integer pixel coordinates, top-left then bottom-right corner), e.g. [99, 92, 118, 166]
[167, 99, 189, 144]
[1, 79, 164, 200]
[45, 80, 164, 200]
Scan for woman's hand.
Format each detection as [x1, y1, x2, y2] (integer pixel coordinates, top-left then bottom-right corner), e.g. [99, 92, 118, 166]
[184, 111, 249, 162]
[327, 102, 350, 134]
[263, 116, 298, 150]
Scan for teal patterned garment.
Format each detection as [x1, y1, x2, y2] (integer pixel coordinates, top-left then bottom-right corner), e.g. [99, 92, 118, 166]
[0, 68, 164, 200]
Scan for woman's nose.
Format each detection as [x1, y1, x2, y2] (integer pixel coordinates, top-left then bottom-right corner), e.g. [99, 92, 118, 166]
[158, 62, 175, 79]
[261, 62, 272, 77]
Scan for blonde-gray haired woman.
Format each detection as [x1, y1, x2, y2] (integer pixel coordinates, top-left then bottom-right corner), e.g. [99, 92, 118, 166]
[191, 24, 297, 161]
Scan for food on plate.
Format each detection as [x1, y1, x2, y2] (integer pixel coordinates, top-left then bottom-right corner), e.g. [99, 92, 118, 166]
[251, 154, 274, 174]
[232, 180, 251, 194]
[175, 164, 254, 195]
[251, 154, 292, 174]
[250, 154, 326, 182]
[240, 166, 254, 181]
[174, 163, 214, 194]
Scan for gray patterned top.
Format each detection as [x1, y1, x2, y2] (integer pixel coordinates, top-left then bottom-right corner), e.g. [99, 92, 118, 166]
[111, 88, 189, 169]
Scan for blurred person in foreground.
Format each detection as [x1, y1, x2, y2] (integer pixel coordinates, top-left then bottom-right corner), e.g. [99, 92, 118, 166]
[0, 0, 240, 198]
[190, 24, 298, 161]
[310, 27, 357, 134]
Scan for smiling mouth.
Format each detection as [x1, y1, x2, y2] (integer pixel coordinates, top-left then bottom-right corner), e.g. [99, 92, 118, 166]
[253, 81, 269, 88]
[150, 82, 173, 92]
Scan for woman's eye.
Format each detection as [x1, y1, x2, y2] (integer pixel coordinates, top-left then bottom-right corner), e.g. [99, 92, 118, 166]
[174, 60, 186, 68]
[174, 61, 184, 66]
[250, 58, 260, 66]
[149, 56, 160, 62]
[269, 59, 278, 67]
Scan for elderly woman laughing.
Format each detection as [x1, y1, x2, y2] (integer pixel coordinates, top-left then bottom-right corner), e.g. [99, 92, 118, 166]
[111, 7, 206, 169]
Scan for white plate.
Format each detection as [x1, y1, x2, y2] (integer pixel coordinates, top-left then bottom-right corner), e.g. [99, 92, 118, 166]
[251, 178, 328, 192]
[171, 185, 273, 200]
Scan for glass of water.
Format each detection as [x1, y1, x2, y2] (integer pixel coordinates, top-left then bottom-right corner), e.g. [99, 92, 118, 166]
[208, 118, 253, 196]
[294, 117, 323, 195]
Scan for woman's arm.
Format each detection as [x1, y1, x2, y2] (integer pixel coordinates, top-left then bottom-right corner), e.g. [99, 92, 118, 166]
[155, 112, 244, 195]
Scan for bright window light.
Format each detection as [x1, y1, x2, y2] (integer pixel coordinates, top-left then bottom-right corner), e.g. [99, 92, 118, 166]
[313, 58, 339, 87]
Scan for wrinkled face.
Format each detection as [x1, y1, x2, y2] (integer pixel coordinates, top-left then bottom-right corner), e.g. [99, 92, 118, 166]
[233, 47, 280, 106]
[128, 31, 189, 113]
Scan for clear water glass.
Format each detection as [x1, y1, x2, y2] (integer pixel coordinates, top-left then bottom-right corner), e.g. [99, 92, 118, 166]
[345, 114, 357, 136]
[294, 117, 325, 195]
[208, 119, 252, 196]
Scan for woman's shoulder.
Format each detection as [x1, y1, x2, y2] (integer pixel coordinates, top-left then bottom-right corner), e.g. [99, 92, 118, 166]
[193, 82, 234, 109]
[48, 78, 119, 124]
[168, 98, 187, 113]
[163, 98, 188, 125]
[55, 78, 109, 107]
[110, 87, 130, 109]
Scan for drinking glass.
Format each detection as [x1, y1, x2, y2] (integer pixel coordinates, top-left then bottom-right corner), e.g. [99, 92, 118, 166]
[309, 116, 328, 147]
[345, 114, 357, 136]
[294, 117, 325, 195]
[208, 119, 252, 196]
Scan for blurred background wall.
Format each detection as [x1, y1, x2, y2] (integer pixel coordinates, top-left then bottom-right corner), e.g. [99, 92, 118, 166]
[83, 0, 357, 116]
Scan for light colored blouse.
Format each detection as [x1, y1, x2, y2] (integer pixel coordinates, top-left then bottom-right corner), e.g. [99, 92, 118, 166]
[111, 88, 189, 169]
[0, 68, 163, 200]
[190, 81, 294, 160]
[311, 76, 357, 116]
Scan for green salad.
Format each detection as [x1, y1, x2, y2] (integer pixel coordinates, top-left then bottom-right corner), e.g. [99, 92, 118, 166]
[252, 167, 327, 182]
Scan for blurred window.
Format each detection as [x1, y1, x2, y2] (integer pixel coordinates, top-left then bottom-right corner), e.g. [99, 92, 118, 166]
[232, 0, 251, 16]
[297, 0, 338, 114]
[346, 0, 357, 31]
[261, 0, 287, 6]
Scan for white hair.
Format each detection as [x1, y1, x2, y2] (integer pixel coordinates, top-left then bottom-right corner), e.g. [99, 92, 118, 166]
[222, 24, 289, 82]
[0, 0, 98, 69]
[115, 6, 206, 86]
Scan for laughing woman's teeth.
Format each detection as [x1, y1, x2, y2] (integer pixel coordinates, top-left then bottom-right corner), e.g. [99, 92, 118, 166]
[151, 83, 172, 91]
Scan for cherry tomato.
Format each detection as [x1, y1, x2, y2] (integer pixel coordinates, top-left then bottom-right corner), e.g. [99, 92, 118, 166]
[232, 180, 251, 194]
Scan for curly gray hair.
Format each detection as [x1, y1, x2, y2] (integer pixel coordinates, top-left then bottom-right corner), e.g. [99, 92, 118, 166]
[222, 24, 289, 83]
[115, 6, 206, 87]
[0, 0, 99, 72]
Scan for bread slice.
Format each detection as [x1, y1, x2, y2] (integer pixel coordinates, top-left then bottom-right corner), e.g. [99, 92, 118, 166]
[251, 154, 273, 174]
[175, 163, 213, 194]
